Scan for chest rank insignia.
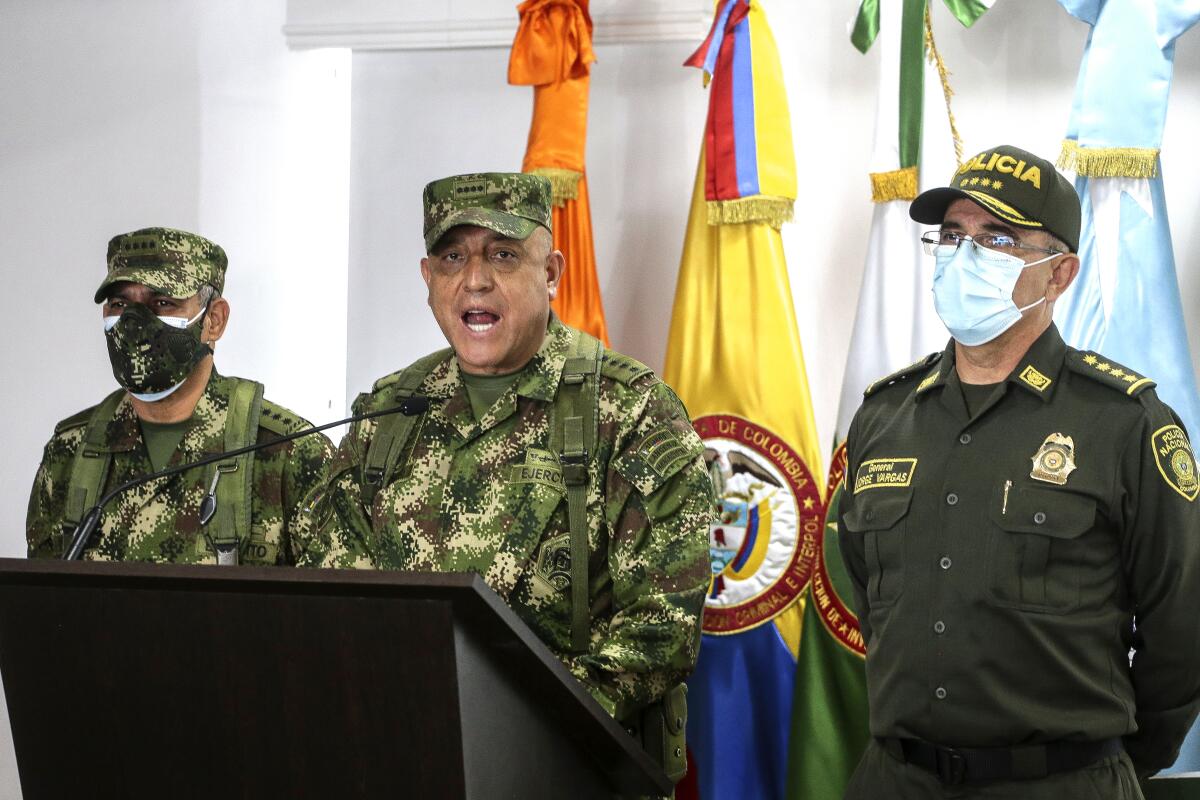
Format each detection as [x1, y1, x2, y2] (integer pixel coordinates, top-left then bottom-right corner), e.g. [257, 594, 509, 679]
[1030, 432, 1076, 485]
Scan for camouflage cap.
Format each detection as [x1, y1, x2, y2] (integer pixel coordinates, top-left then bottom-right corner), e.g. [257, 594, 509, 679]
[94, 227, 227, 304]
[910, 145, 1081, 252]
[422, 172, 553, 252]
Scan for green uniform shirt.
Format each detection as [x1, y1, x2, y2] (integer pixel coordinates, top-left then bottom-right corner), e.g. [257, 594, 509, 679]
[838, 324, 1200, 776]
[305, 317, 714, 720]
[27, 372, 334, 565]
[460, 369, 521, 420]
[139, 418, 191, 473]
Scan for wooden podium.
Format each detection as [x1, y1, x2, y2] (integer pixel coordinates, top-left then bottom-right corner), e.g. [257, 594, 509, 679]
[0, 559, 672, 799]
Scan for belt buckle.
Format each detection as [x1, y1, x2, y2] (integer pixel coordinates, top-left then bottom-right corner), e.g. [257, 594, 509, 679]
[935, 746, 967, 785]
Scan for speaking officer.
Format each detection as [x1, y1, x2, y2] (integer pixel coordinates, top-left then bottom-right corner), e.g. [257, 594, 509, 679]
[838, 145, 1200, 798]
[27, 227, 332, 565]
[304, 173, 712, 783]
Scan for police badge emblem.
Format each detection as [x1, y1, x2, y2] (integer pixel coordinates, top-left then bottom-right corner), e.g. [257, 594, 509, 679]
[1030, 432, 1076, 485]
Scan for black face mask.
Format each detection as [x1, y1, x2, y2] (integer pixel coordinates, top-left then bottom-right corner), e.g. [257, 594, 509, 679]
[104, 302, 211, 400]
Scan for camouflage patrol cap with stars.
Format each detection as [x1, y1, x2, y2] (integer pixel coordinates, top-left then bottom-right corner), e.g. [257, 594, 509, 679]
[910, 144, 1081, 252]
[422, 172, 553, 252]
[94, 227, 227, 304]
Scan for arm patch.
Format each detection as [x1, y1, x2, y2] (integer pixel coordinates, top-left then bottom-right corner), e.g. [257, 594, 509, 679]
[615, 423, 703, 496]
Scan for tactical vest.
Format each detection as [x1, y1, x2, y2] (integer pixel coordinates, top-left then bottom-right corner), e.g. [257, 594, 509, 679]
[362, 330, 602, 653]
[61, 379, 265, 564]
[361, 330, 688, 782]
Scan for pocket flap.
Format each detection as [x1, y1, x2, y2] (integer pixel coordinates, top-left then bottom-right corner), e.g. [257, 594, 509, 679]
[842, 491, 913, 532]
[991, 484, 1096, 538]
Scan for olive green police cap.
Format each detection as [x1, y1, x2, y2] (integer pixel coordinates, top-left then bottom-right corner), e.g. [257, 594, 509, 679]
[94, 227, 227, 304]
[910, 144, 1081, 252]
[422, 172, 553, 252]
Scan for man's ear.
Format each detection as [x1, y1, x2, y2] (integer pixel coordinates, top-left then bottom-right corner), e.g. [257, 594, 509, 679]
[204, 297, 230, 344]
[1046, 254, 1080, 302]
[546, 250, 564, 300]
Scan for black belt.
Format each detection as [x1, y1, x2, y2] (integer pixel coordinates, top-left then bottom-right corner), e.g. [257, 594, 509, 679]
[880, 736, 1123, 786]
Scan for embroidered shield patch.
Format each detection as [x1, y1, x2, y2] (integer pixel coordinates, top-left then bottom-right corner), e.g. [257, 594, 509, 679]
[1153, 425, 1198, 502]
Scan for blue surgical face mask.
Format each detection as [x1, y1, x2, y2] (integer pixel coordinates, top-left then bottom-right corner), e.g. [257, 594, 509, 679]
[932, 243, 1058, 346]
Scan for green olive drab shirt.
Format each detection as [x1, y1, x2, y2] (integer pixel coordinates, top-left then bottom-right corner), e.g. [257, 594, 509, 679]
[838, 324, 1200, 776]
[304, 317, 714, 720]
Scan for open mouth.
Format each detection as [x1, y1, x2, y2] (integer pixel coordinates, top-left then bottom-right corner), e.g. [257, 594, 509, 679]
[462, 309, 500, 333]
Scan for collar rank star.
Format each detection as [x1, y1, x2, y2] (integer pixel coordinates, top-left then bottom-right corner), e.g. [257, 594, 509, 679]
[1031, 433, 1076, 485]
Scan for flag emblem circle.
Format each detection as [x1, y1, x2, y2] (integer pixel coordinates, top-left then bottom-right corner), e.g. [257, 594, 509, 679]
[694, 414, 822, 634]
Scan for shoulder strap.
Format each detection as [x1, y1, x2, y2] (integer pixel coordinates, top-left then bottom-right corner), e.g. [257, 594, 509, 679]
[550, 328, 603, 653]
[361, 349, 449, 508]
[62, 390, 126, 553]
[207, 379, 264, 564]
[863, 351, 942, 399]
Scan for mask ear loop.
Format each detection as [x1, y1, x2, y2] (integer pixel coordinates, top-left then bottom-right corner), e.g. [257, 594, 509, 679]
[1014, 252, 1064, 313]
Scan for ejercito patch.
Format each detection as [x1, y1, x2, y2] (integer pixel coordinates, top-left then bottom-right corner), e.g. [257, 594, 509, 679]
[1152, 425, 1198, 502]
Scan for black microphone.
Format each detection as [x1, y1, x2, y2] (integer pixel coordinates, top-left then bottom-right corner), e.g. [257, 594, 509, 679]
[62, 396, 431, 561]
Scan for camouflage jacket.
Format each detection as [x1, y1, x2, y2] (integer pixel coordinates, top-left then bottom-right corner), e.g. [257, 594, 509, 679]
[27, 372, 333, 565]
[304, 318, 713, 719]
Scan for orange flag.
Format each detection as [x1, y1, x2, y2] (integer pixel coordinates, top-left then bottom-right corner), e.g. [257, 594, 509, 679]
[508, 0, 609, 346]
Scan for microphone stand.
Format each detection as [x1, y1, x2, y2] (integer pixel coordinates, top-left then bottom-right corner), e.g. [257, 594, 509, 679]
[62, 397, 430, 561]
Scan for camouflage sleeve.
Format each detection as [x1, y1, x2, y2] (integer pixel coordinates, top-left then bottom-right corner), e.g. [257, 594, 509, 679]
[279, 426, 335, 566]
[295, 407, 376, 570]
[26, 428, 84, 559]
[568, 377, 714, 721]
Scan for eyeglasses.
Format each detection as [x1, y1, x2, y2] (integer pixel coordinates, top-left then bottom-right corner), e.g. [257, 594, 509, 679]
[921, 231, 1064, 259]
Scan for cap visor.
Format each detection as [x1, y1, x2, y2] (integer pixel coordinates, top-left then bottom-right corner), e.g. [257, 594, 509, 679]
[425, 209, 540, 252]
[93, 268, 203, 304]
[910, 187, 1042, 229]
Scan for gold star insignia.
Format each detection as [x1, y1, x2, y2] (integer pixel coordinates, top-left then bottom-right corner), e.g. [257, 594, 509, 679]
[960, 179, 969, 187]
[1123, 373, 1138, 383]
[1083, 354, 1099, 365]
[1109, 368, 1125, 379]
[992, 180, 1004, 189]
[803, 497, 815, 510]
[1096, 363, 1111, 373]
[969, 177, 981, 185]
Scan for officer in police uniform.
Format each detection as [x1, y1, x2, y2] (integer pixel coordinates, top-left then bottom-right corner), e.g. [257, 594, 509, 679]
[839, 145, 1200, 798]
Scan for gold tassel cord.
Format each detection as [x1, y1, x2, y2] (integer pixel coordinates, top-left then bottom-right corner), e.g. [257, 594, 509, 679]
[528, 167, 583, 206]
[870, 166, 920, 203]
[706, 196, 795, 229]
[925, 6, 964, 169]
[1057, 140, 1160, 178]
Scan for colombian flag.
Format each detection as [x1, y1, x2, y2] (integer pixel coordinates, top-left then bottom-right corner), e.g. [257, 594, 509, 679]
[666, 3, 822, 797]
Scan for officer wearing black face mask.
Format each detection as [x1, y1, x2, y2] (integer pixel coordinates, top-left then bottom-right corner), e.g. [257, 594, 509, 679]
[26, 227, 332, 566]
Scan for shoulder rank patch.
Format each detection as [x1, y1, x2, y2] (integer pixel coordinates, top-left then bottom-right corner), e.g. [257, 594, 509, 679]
[1066, 351, 1155, 397]
[1152, 425, 1198, 501]
[1019, 365, 1053, 392]
[864, 352, 943, 399]
[599, 351, 653, 386]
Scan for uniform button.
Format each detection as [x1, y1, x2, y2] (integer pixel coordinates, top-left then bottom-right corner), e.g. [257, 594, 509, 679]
[946, 493, 959, 506]
[864, 510, 875, 523]
[1034, 511, 1047, 525]
[939, 556, 952, 570]
[934, 620, 946, 634]
[959, 433, 972, 445]
[935, 687, 948, 700]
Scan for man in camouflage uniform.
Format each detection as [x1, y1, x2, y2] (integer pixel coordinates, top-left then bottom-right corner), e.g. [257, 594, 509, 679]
[839, 146, 1200, 798]
[305, 173, 712, 755]
[27, 227, 332, 565]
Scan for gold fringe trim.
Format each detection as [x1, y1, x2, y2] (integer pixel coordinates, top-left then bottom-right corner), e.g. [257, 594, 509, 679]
[1057, 140, 1159, 178]
[705, 196, 794, 228]
[528, 167, 583, 206]
[870, 166, 919, 203]
[925, 7, 963, 168]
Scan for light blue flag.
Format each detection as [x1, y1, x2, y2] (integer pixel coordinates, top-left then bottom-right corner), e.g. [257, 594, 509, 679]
[1054, 0, 1200, 773]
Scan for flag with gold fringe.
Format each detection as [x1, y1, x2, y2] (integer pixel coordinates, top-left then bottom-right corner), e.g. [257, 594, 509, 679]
[666, 2, 823, 798]
[1052, 0, 1200, 773]
[508, 0, 610, 345]
[786, 3, 993, 798]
